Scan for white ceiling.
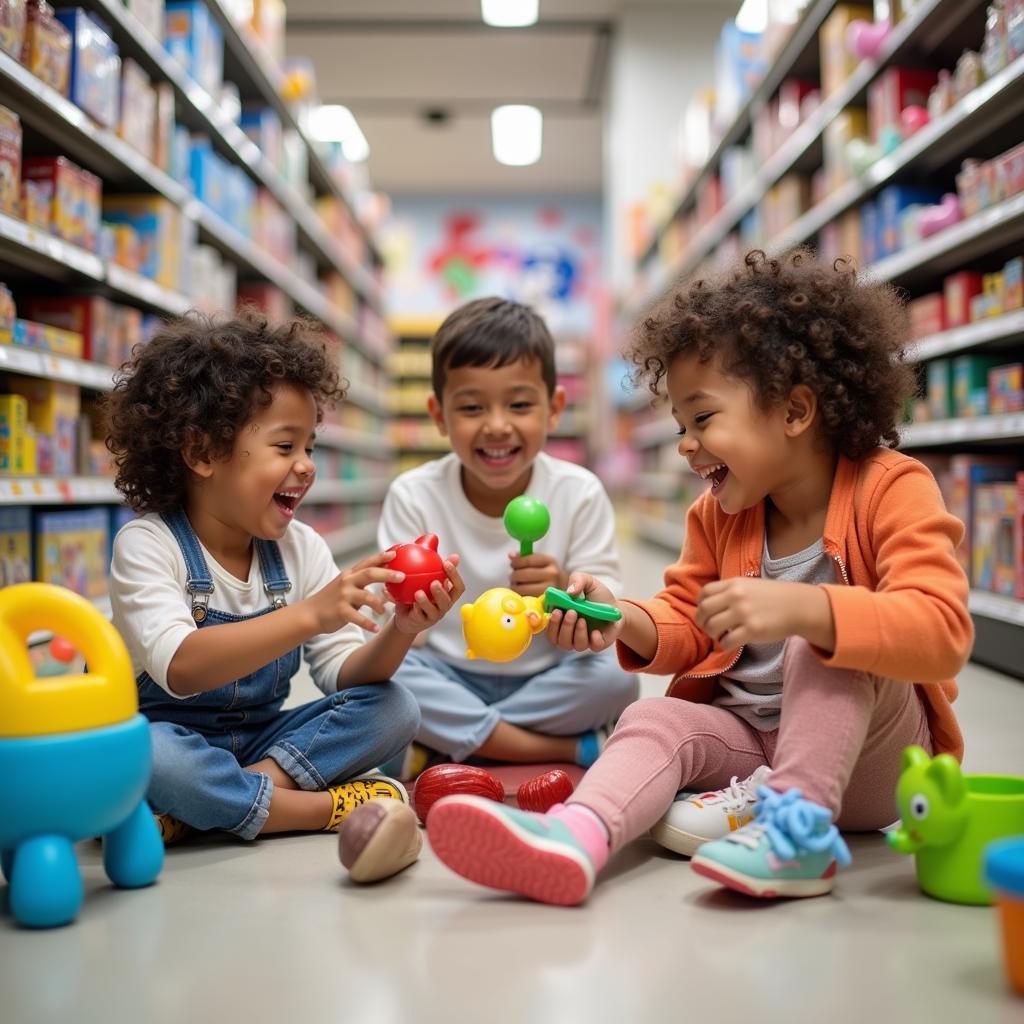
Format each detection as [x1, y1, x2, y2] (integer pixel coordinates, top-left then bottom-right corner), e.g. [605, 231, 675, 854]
[285, 0, 706, 195]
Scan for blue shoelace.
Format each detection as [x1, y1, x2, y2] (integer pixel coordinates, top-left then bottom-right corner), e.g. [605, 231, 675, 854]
[752, 786, 852, 867]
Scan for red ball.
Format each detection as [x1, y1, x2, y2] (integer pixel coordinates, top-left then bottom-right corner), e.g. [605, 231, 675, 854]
[49, 636, 77, 663]
[412, 763, 505, 824]
[517, 769, 575, 813]
[385, 534, 447, 605]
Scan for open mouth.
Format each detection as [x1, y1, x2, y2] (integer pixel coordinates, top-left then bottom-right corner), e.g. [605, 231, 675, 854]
[273, 488, 305, 519]
[696, 462, 730, 495]
[476, 445, 521, 469]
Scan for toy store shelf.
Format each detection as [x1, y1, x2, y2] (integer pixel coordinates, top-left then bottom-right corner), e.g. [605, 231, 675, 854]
[634, 472, 686, 500]
[908, 310, 1024, 362]
[633, 513, 683, 553]
[900, 413, 1024, 448]
[969, 590, 1024, 627]
[871, 192, 1024, 286]
[637, 0, 836, 268]
[81, 0, 383, 311]
[317, 424, 395, 458]
[203, 0, 383, 269]
[304, 479, 389, 505]
[0, 212, 104, 282]
[0, 346, 116, 392]
[632, 0, 971, 293]
[0, 50, 191, 209]
[634, 417, 678, 449]
[0, 477, 120, 506]
[772, 53, 1024, 253]
[343, 380, 390, 418]
[105, 265, 193, 316]
[321, 521, 379, 561]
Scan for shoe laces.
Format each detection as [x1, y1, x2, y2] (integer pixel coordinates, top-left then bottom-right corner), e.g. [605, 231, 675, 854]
[694, 766, 767, 812]
[726, 786, 851, 867]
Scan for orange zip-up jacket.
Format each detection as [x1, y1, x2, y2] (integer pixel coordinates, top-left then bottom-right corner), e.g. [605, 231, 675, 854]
[618, 448, 973, 760]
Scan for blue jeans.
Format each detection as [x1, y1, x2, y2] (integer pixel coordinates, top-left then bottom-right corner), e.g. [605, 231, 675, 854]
[147, 683, 419, 839]
[138, 510, 419, 840]
[392, 647, 639, 762]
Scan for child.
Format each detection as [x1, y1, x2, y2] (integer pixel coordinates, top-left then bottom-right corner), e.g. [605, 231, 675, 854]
[426, 251, 973, 903]
[105, 311, 465, 843]
[378, 297, 637, 777]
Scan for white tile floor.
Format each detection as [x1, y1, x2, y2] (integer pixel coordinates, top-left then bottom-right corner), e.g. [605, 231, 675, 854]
[3, 537, 1023, 1023]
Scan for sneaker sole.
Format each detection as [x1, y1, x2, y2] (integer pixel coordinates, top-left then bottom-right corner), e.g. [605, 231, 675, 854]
[427, 796, 593, 906]
[690, 855, 837, 898]
[649, 820, 710, 858]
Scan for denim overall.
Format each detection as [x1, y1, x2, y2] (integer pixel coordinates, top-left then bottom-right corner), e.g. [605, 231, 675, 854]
[140, 511, 419, 840]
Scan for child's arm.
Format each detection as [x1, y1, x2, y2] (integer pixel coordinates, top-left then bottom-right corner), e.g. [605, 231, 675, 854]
[167, 551, 407, 695]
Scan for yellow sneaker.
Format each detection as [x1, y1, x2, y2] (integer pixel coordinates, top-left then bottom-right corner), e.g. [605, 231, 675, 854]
[154, 812, 194, 846]
[324, 775, 409, 832]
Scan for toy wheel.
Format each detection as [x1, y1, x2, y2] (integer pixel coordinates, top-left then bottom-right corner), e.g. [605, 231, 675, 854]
[104, 800, 164, 889]
[9, 835, 83, 928]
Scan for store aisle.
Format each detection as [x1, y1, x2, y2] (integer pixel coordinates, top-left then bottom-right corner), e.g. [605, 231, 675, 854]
[2, 534, 1023, 1024]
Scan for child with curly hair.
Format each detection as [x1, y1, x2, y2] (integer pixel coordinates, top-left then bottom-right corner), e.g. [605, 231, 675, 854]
[426, 250, 973, 903]
[106, 311, 465, 843]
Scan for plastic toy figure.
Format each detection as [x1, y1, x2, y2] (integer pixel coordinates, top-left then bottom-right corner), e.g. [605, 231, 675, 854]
[384, 533, 448, 604]
[0, 583, 163, 928]
[461, 587, 549, 662]
[888, 745, 1024, 905]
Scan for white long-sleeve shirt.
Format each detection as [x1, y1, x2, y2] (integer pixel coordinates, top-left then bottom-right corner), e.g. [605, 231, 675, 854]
[378, 451, 622, 676]
[110, 514, 364, 699]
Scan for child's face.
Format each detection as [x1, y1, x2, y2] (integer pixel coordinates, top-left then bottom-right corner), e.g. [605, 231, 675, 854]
[666, 353, 808, 515]
[427, 357, 566, 513]
[192, 383, 318, 540]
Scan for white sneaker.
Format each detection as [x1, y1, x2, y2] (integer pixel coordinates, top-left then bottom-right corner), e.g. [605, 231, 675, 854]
[650, 765, 772, 857]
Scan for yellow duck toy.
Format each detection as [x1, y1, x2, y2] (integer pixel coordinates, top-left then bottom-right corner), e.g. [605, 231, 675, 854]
[461, 588, 549, 662]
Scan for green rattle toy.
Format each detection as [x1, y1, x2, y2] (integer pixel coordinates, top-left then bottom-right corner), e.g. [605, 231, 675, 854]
[502, 497, 622, 628]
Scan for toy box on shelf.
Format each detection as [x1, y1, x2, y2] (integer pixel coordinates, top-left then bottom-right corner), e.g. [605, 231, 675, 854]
[0, 505, 31, 586]
[33, 506, 110, 598]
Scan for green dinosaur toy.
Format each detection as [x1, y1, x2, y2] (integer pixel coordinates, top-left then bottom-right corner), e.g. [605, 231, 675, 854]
[888, 745, 1024, 905]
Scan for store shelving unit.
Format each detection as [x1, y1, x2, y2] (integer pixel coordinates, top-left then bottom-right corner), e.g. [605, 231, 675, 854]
[0, 0, 392, 611]
[623, 0, 1024, 673]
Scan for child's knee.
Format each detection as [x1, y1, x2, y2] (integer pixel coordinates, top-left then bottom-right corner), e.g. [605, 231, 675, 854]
[377, 681, 421, 744]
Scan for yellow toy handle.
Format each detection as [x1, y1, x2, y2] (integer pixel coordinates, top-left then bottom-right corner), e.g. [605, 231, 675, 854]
[0, 583, 137, 739]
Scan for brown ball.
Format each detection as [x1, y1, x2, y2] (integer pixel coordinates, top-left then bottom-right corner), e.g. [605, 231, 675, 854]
[338, 798, 422, 883]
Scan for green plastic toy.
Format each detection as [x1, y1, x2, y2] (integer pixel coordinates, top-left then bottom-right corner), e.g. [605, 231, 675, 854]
[503, 496, 550, 556]
[888, 745, 1024, 905]
[542, 586, 622, 624]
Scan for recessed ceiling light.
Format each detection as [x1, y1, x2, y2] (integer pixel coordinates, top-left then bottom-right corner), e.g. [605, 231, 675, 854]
[482, 0, 539, 28]
[491, 105, 542, 166]
[307, 104, 370, 162]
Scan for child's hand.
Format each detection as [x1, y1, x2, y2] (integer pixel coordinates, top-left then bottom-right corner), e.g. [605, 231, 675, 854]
[696, 578, 813, 651]
[391, 555, 466, 636]
[310, 550, 406, 634]
[545, 572, 624, 653]
[508, 551, 567, 598]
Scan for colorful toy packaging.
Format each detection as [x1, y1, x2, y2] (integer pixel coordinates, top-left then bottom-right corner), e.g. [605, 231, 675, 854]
[55, 8, 120, 128]
[0, 0, 27, 58]
[164, 0, 223, 96]
[101, 195, 181, 288]
[954, 354, 1004, 417]
[7, 377, 80, 475]
[944, 271, 984, 328]
[33, 506, 109, 598]
[11, 316, 84, 358]
[949, 456, 1019, 580]
[118, 58, 157, 162]
[0, 394, 30, 474]
[990, 363, 1024, 414]
[0, 104, 22, 216]
[820, 5, 873, 97]
[0, 506, 31, 586]
[973, 483, 1018, 595]
[21, 155, 101, 252]
[20, 0, 71, 94]
[0, 282, 15, 343]
[926, 359, 953, 420]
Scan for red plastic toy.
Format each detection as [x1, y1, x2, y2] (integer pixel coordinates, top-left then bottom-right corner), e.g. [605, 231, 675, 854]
[517, 769, 575, 813]
[412, 763, 504, 824]
[385, 534, 448, 605]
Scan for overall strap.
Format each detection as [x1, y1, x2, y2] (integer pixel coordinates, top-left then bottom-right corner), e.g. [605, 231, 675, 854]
[254, 538, 292, 610]
[160, 510, 215, 622]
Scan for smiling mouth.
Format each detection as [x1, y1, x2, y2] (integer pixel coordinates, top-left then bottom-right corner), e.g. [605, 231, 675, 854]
[273, 488, 306, 518]
[477, 445, 521, 466]
[696, 462, 730, 493]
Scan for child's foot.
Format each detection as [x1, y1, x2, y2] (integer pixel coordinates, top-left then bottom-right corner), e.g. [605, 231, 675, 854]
[427, 798, 602, 906]
[324, 775, 409, 832]
[154, 812, 194, 846]
[378, 741, 441, 782]
[338, 798, 423, 883]
[651, 765, 771, 857]
[691, 786, 852, 899]
[576, 724, 612, 768]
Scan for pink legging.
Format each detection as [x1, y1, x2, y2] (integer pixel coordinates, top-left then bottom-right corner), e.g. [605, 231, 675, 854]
[570, 637, 933, 852]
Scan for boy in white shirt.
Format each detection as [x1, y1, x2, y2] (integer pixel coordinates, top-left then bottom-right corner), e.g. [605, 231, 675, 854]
[379, 298, 637, 776]
[107, 311, 465, 842]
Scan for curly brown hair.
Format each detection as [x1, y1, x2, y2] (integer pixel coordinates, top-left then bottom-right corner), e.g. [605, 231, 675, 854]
[105, 310, 346, 514]
[626, 249, 916, 459]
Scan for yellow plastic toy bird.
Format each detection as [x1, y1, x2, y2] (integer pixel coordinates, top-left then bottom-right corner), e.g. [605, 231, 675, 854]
[461, 587, 549, 662]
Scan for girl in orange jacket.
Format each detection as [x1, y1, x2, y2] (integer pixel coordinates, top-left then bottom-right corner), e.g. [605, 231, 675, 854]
[426, 249, 973, 904]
